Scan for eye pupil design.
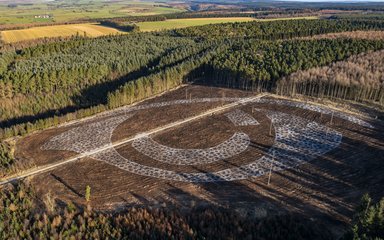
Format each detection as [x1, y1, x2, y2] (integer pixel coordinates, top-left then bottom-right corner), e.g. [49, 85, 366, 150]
[41, 97, 369, 182]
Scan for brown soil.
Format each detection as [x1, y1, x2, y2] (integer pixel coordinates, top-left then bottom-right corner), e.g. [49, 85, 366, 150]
[12, 85, 384, 234]
[16, 85, 253, 167]
[114, 106, 274, 173]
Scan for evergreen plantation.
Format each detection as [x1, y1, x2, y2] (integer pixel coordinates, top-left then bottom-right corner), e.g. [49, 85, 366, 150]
[171, 19, 384, 40]
[0, 181, 382, 239]
[0, 183, 336, 240]
[0, 16, 384, 240]
[0, 18, 384, 147]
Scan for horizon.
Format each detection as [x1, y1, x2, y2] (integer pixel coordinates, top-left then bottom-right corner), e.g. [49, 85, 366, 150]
[280, 0, 384, 2]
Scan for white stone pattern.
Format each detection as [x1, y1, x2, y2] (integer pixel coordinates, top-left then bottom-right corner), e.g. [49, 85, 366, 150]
[41, 114, 134, 153]
[41, 97, 251, 154]
[132, 132, 250, 165]
[225, 109, 259, 126]
[41, 97, 344, 182]
[90, 110, 342, 182]
[254, 98, 373, 128]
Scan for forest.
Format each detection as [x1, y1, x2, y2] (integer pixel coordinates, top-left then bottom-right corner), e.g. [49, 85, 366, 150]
[1, 10, 384, 240]
[277, 50, 384, 102]
[0, 142, 13, 175]
[199, 38, 384, 89]
[0, 182, 382, 240]
[0, 7, 316, 32]
[172, 19, 384, 40]
[303, 30, 384, 40]
[0, 183, 384, 240]
[0, 20, 384, 142]
[98, 8, 315, 25]
[0, 18, 384, 175]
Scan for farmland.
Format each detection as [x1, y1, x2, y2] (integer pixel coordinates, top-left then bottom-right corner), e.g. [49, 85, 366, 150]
[116, 6, 184, 16]
[3, 85, 381, 235]
[0, 16, 319, 43]
[137, 17, 256, 31]
[0, 0, 184, 24]
[1, 23, 123, 43]
[137, 16, 317, 31]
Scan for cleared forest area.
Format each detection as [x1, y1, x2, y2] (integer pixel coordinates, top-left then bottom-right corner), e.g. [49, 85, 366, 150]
[0, 85, 380, 239]
[1, 12, 384, 239]
[277, 50, 384, 103]
[303, 30, 384, 40]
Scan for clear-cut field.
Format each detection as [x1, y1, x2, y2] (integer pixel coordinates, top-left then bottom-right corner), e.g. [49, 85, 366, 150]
[12, 85, 384, 230]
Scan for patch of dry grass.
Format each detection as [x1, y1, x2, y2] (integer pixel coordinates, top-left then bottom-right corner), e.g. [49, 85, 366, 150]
[1, 23, 123, 43]
[303, 30, 384, 40]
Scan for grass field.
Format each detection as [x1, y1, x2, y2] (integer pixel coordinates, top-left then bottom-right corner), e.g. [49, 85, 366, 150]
[137, 17, 256, 31]
[0, 16, 320, 43]
[256, 16, 318, 21]
[116, 6, 183, 16]
[0, 1, 185, 24]
[137, 16, 318, 32]
[1, 23, 123, 43]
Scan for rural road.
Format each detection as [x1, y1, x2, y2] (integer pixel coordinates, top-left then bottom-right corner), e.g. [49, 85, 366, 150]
[0, 94, 266, 186]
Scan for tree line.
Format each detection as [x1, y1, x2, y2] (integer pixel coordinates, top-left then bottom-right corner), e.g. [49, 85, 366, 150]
[0, 35, 214, 144]
[277, 49, 384, 104]
[99, 21, 140, 32]
[0, 19, 92, 31]
[99, 8, 315, 23]
[0, 142, 14, 176]
[107, 41, 224, 109]
[342, 194, 384, 240]
[0, 33, 195, 123]
[199, 38, 384, 93]
[0, 183, 335, 240]
[1, 182, 382, 239]
[1, 18, 384, 148]
[0, 35, 87, 53]
[330, 13, 384, 21]
[172, 19, 384, 40]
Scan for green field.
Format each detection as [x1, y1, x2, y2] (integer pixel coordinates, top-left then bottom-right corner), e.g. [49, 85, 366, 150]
[1, 23, 123, 43]
[1, 16, 320, 43]
[255, 16, 319, 21]
[137, 17, 255, 31]
[137, 16, 319, 32]
[116, 6, 183, 16]
[0, 0, 184, 25]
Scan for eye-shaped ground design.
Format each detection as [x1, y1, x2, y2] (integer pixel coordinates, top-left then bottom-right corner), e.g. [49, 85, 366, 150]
[41, 98, 345, 182]
[89, 110, 342, 182]
[132, 132, 250, 165]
